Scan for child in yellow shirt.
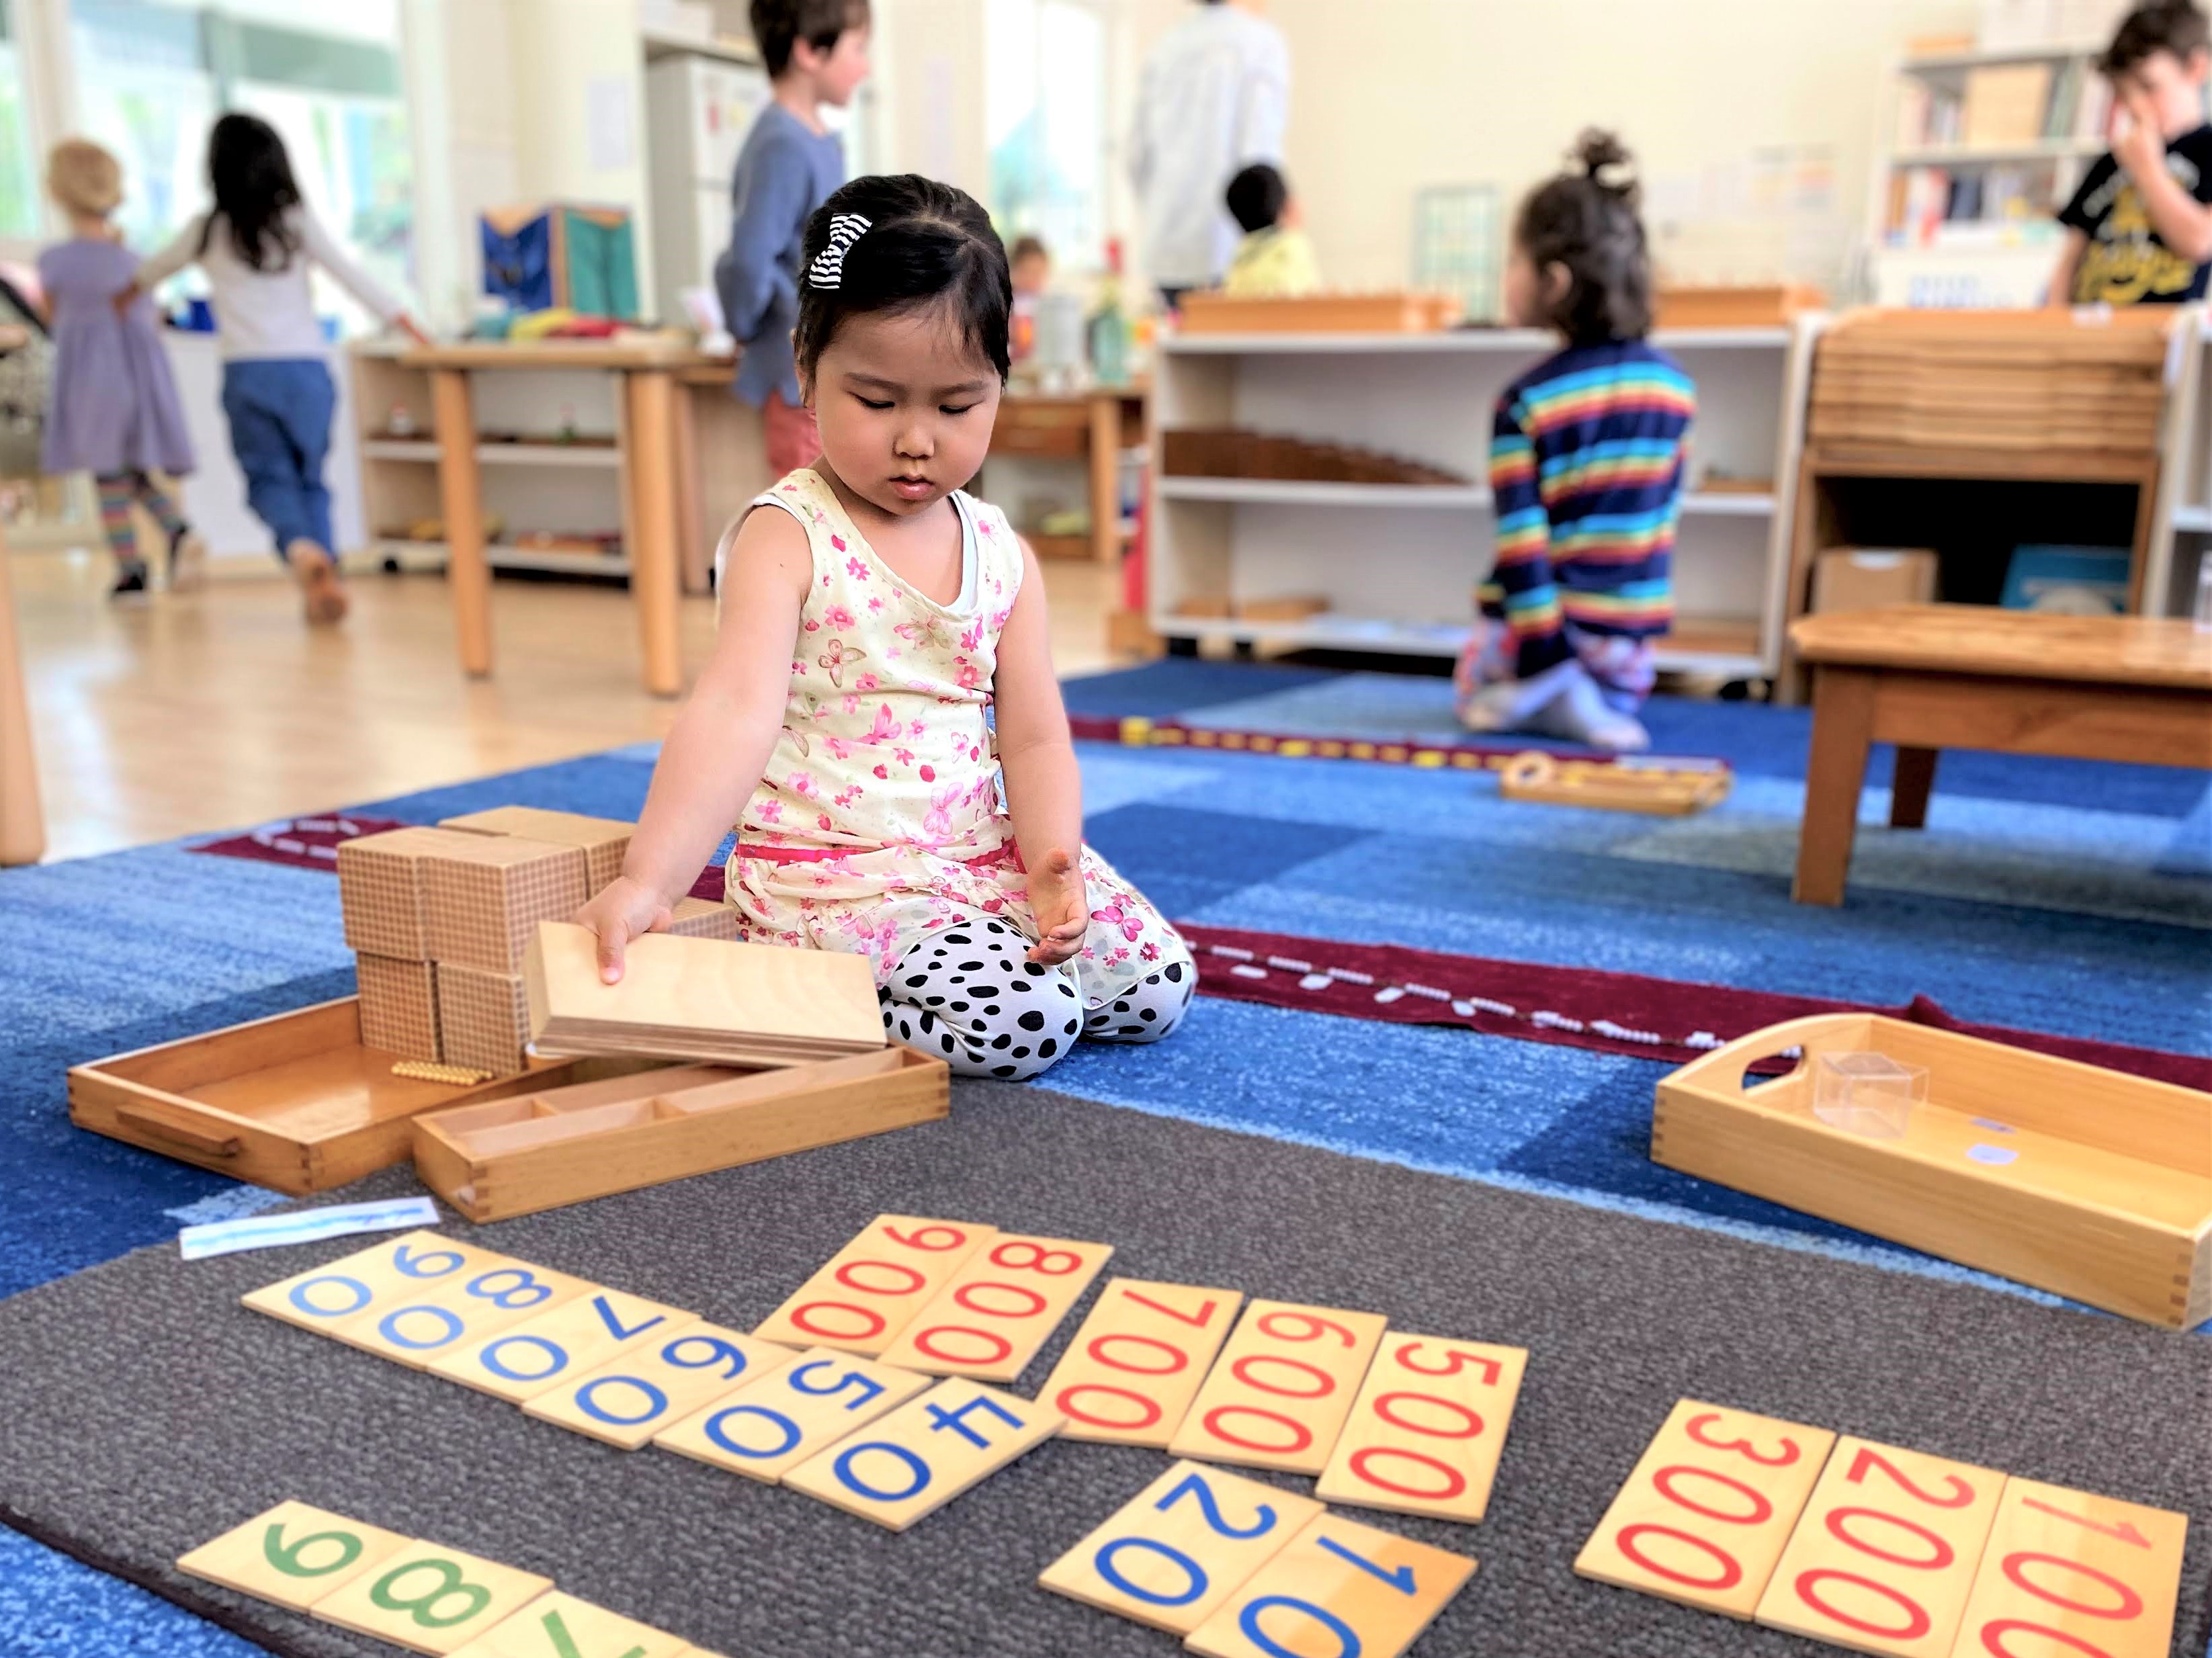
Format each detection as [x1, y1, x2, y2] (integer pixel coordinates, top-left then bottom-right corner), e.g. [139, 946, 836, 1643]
[1222, 164, 1320, 298]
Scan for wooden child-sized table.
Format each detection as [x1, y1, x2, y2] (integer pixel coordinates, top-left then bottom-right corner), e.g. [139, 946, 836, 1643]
[403, 339, 724, 698]
[1789, 604, 2212, 904]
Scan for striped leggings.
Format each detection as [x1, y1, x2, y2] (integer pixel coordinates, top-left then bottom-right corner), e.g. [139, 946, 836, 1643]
[94, 470, 185, 569]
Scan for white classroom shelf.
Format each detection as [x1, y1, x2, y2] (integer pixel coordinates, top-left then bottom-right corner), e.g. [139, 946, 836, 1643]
[472, 443, 623, 468]
[1156, 476, 1778, 517]
[1147, 324, 1816, 683]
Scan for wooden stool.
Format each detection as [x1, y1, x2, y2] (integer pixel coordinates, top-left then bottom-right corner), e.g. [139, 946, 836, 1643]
[1789, 604, 2212, 905]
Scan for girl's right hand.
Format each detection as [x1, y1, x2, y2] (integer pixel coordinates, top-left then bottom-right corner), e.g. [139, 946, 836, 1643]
[572, 875, 673, 984]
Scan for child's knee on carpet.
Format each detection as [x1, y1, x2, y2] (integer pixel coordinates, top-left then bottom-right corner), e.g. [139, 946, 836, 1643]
[1081, 946, 1197, 1044]
[878, 918, 1085, 1080]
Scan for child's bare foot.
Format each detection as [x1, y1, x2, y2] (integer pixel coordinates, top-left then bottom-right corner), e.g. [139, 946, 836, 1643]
[287, 538, 347, 623]
[167, 527, 207, 593]
[1525, 668, 1650, 752]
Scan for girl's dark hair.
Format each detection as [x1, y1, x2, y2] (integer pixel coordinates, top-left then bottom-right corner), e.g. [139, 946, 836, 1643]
[1514, 130, 1652, 345]
[199, 113, 302, 271]
[793, 174, 1011, 385]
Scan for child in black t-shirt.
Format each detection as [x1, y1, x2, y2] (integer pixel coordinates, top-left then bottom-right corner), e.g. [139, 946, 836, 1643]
[2053, 1, 2212, 304]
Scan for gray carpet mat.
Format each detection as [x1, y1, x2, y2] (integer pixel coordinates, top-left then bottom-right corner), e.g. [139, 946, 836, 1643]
[0, 1080, 2205, 1658]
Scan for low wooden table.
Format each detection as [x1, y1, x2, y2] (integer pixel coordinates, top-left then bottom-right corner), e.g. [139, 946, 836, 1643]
[402, 339, 728, 699]
[1790, 604, 2212, 906]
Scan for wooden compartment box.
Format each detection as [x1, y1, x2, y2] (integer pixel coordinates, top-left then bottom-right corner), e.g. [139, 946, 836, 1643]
[68, 998, 603, 1194]
[1653, 1014, 2211, 1328]
[411, 1047, 952, 1222]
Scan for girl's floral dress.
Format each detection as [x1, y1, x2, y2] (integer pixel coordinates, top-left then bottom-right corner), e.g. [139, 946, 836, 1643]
[724, 468, 1183, 1009]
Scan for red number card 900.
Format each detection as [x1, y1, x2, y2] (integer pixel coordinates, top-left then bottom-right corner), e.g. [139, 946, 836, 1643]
[750, 1215, 996, 1356]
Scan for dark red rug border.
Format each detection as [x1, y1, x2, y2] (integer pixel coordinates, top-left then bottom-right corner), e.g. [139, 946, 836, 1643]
[1063, 713, 1728, 775]
[1176, 922, 2212, 1093]
[189, 820, 2209, 1092]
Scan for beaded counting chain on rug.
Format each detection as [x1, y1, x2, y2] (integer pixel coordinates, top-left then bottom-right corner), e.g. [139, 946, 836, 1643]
[1197, 942, 1740, 1052]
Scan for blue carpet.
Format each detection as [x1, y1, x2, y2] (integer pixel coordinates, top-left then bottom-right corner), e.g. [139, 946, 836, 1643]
[4, 663, 2209, 1654]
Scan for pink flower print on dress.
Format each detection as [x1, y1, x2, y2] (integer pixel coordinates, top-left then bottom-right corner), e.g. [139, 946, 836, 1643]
[823, 604, 857, 630]
[1090, 900, 1144, 943]
[847, 557, 869, 579]
[952, 658, 981, 690]
[873, 763, 889, 779]
[818, 638, 866, 687]
[855, 671, 880, 691]
[788, 773, 820, 798]
[834, 786, 863, 808]
[866, 597, 884, 613]
[892, 747, 914, 767]
[842, 693, 861, 715]
[896, 613, 955, 652]
[863, 703, 901, 745]
[831, 533, 846, 551]
[959, 619, 984, 652]
[757, 799, 782, 824]
[919, 781, 965, 845]
[824, 737, 853, 760]
[1140, 941, 1160, 962]
[817, 814, 833, 831]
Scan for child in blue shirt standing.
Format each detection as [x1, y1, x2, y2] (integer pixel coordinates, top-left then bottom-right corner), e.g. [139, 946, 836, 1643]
[717, 0, 871, 478]
[1455, 130, 1694, 754]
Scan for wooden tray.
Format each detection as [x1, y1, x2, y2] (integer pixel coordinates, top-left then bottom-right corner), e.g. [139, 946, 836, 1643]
[1653, 1014, 2212, 1328]
[411, 1047, 951, 1221]
[1498, 752, 1730, 816]
[1177, 291, 1460, 335]
[67, 998, 608, 1194]
[1654, 283, 1824, 329]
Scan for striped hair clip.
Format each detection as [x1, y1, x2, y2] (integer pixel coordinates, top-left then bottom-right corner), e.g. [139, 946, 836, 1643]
[807, 213, 872, 289]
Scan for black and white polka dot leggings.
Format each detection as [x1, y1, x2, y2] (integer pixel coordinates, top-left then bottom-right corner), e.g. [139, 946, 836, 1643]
[878, 918, 1196, 1081]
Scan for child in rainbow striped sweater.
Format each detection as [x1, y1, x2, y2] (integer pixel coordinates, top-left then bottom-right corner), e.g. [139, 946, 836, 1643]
[1455, 130, 1695, 754]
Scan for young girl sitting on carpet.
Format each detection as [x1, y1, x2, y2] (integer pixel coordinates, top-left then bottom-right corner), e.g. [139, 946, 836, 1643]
[1454, 130, 1695, 754]
[574, 174, 1193, 1081]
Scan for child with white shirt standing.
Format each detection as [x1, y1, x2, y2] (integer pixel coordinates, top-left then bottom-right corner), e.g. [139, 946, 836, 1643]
[125, 113, 428, 623]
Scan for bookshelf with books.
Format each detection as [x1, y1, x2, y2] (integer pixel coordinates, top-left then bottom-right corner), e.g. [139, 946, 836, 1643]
[1863, 10, 2145, 309]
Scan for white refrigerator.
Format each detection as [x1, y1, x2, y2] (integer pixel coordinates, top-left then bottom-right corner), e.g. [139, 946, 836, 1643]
[645, 54, 773, 329]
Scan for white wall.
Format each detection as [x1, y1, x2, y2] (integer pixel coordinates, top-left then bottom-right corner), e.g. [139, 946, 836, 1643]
[404, 0, 654, 331]
[1246, 0, 1981, 295]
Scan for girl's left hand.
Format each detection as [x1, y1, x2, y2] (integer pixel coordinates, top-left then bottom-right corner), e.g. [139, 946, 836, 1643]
[1025, 846, 1089, 966]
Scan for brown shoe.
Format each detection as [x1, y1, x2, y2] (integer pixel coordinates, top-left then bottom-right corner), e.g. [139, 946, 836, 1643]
[287, 538, 349, 623]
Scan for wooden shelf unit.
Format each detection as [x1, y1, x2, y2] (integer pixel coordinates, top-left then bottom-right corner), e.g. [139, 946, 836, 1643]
[349, 349, 640, 581]
[1147, 324, 1816, 684]
[1781, 307, 2202, 695]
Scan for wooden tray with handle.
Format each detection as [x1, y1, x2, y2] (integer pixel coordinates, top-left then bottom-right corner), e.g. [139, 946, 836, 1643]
[411, 1047, 951, 1221]
[1653, 1013, 2211, 1328]
[68, 997, 609, 1194]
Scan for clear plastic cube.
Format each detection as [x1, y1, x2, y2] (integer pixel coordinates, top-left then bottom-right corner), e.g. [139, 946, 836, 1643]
[1812, 1050, 1928, 1139]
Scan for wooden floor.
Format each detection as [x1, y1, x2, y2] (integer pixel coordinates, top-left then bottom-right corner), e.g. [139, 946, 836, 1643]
[11, 547, 1123, 862]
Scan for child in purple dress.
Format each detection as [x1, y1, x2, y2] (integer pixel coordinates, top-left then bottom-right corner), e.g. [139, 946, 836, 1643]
[38, 138, 203, 599]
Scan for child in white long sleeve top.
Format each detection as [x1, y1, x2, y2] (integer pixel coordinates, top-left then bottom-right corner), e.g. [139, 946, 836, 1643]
[128, 112, 427, 623]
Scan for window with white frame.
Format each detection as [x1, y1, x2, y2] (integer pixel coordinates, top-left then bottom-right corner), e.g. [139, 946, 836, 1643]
[67, 0, 413, 326]
[0, 1, 44, 240]
[986, 0, 1105, 268]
